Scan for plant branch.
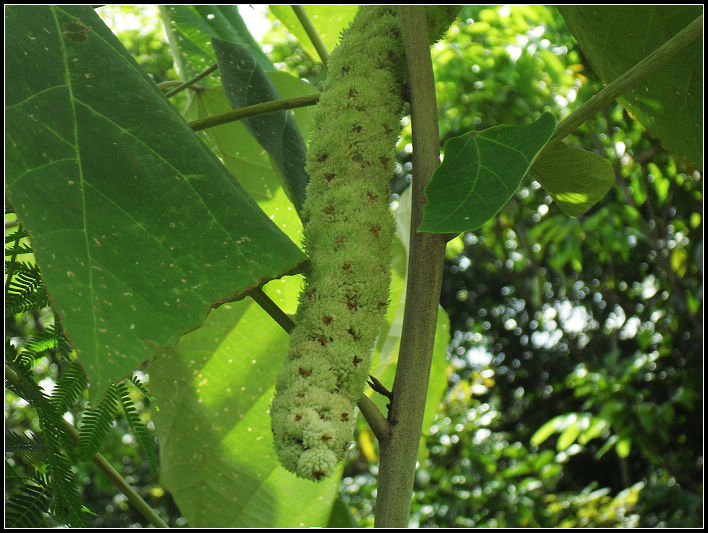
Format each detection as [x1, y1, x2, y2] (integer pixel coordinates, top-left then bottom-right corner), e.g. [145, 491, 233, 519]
[545, 14, 703, 152]
[164, 63, 218, 98]
[189, 93, 320, 131]
[374, 6, 449, 528]
[357, 394, 391, 443]
[247, 286, 295, 333]
[292, 5, 329, 67]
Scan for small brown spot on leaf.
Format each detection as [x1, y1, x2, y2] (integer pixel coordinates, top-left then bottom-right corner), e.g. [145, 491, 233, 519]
[62, 21, 90, 42]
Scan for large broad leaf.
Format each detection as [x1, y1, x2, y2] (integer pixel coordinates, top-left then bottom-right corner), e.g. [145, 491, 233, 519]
[184, 71, 318, 246]
[269, 5, 359, 63]
[531, 142, 615, 217]
[559, 6, 703, 169]
[159, 5, 273, 81]
[420, 112, 557, 234]
[213, 39, 310, 214]
[5, 5, 305, 401]
[148, 296, 340, 528]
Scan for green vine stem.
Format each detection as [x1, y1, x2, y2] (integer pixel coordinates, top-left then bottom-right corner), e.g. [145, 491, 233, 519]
[164, 63, 218, 98]
[374, 6, 449, 528]
[4, 365, 169, 528]
[292, 5, 330, 67]
[188, 92, 320, 131]
[545, 14, 702, 153]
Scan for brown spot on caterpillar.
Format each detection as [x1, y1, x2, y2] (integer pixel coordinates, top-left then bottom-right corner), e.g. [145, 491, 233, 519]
[295, 414, 302, 421]
[318, 335, 329, 346]
[312, 470, 325, 481]
[324, 172, 335, 182]
[341, 264, 352, 275]
[370, 225, 381, 237]
[366, 191, 378, 203]
[298, 367, 312, 377]
[347, 328, 360, 342]
[352, 356, 363, 367]
[322, 204, 335, 215]
[296, 392, 305, 398]
[342, 442, 350, 451]
[341, 412, 350, 422]
[319, 413, 325, 420]
[352, 124, 363, 133]
[341, 65, 350, 74]
[377, 301, 388, 311]
[333, 235, 345, 249]
[323, 315, 333, 325]
[383, 124, 393, 135]
[346, 299, 358, 311]
[321, 435, 332, 441]
[317, 153, 328, 163]
[379, 156, 390, 167]
[347, 88, 357, 99]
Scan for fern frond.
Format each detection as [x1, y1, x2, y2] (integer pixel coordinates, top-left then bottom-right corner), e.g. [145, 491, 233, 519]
[129, 374, 155, 404]
[117, 381, 158, 474]
[5, 261, 49, 314]
[50, 361, 88, 415]
[4, 479, 52, 528]
[77, 384, 120, 460]
[5, 242, 34, 256]
[46, 450, 89, 527]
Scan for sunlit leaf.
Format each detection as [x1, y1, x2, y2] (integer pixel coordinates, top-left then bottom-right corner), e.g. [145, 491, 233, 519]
[531, 142, 615, 217]
[420, 112, 556, 234]
[149, 296, 339, 527]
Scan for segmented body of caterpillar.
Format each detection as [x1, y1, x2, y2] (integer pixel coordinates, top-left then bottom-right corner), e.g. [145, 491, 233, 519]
[270, 5, 460, 482]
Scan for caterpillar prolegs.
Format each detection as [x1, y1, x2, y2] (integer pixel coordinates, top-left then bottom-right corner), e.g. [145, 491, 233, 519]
[270, 6, 460, 482]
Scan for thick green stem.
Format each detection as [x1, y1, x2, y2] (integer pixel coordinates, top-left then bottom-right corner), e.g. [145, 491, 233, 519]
[373, 6, 449, 528]
[545, 14, 702, 152]
[189, 92, 320, 131]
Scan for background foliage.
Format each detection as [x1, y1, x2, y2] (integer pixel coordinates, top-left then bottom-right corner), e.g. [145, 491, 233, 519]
[5, 4, 702, 528]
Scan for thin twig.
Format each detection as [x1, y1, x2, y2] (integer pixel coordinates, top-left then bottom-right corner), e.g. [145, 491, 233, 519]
[164, 63, 218, 98]
[292, 5, 329, 67]
[545, 15, 702, 153]
[189, 92, 320, 131]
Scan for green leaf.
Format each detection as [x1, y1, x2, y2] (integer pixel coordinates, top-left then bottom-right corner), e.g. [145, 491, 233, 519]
[531, 142, 615, 217]
[559, 6, 703, 169]
[269, 5, 359, 62]
[184, 76, 314, 246]
[213, 38, 310, 214]
[5, 5, 305, 401]
[158, 5, 272, 81]
[148, 294, 339, 527]
[420, 112, 557, 233]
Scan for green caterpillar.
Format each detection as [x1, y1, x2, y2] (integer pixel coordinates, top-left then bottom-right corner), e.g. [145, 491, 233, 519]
[270, 6, 460, 482]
